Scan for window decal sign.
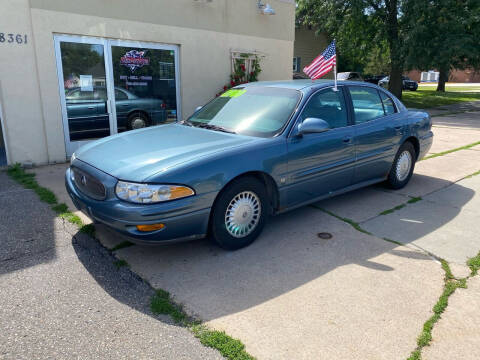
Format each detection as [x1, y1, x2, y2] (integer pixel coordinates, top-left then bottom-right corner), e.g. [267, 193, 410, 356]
[221, 89, 246, 98]
[120, 50, 150, 72]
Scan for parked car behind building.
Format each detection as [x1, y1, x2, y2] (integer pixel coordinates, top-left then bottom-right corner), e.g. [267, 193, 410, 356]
[364, 74, 387, 85]
[337, 72, 363, 81]
[378, 76, 418, 91]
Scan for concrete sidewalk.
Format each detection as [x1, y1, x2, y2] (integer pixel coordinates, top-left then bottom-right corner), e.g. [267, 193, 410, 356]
[0, 173, 222, 360]
[423, 275, 480, 360]
[423, 100, 480, 117]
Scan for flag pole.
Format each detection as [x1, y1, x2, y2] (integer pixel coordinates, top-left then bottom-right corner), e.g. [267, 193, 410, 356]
[334, 39, 338, 91]
[334, 63, 337, 91]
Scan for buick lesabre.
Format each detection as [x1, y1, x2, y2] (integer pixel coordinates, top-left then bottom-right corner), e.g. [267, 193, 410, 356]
[66, 80, 433, 250]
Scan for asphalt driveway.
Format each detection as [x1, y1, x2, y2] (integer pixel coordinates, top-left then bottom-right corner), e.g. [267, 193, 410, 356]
[7, 108, 480, 359]
[0, 174, 222, 359]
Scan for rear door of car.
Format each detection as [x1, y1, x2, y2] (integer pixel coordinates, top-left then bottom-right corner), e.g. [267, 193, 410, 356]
[347, 85, 404, 184]
[286, 86, 355, 207]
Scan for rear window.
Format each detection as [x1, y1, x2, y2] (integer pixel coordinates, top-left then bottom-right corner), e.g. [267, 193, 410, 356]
[348, 86, 385, 124]
[379, 91, 397, 115]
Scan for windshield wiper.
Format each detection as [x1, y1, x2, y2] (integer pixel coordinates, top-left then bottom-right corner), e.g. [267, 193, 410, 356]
[195, 123, 236, 134]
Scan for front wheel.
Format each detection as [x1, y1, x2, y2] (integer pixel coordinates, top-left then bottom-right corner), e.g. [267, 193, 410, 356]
[210, 177, 268, 250]
[387, 142, 416, 189]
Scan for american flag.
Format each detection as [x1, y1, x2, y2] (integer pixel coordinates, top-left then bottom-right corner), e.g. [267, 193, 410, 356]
[303, 40, 336, 80]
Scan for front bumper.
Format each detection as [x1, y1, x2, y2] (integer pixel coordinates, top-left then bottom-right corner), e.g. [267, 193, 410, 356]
[65, 164, 212, 245]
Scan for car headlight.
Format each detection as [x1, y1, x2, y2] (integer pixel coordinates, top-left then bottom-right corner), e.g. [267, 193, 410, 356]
[115, 181, 195, 204]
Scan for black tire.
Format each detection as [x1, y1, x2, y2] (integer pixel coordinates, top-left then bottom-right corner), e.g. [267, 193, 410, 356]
[210, 177, 269, 250]
[387, 142, 416, 189]
[127, 112, 149, 130]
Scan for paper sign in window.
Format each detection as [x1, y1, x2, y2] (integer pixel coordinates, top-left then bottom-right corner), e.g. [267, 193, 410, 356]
[79, 75, 93, 92]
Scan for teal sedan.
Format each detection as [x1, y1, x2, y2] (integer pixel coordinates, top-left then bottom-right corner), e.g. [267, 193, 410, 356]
[66, 86, 167, 140]
[66, 80, 433, 250]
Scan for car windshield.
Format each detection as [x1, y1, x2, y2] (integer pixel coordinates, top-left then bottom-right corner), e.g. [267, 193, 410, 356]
[186, 87, 301, 137]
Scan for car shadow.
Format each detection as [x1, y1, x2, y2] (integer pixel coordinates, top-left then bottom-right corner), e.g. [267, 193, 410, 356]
[72, 173, 476, 322]
[0, 173, 57, 275]
[432, 111, 480, 129]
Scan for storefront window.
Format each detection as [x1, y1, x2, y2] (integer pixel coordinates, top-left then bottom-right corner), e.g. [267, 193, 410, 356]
[111, 46, 178, 131]
[60, 42, 110, 141]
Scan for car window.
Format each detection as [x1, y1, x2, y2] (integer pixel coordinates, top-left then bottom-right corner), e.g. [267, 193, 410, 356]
[349, 86, 385, 124]
[301, 88, 348, 129]
[94, 88, 107, 101]
[115, 89, 128, 100]
[66, 89, 95, 101]
[379, 91, 396, 115]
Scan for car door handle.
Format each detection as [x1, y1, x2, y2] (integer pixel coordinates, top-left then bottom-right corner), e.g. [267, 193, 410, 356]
[87, 106, 95, 110]
[342, 136, 352, 143]
[394, 126, 402, 130]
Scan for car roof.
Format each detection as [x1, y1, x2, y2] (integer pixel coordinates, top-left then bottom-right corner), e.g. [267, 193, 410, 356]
[238, 80, 370, 91]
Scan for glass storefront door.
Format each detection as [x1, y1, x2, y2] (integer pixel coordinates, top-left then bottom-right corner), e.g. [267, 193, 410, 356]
[55, 35, 180, 157]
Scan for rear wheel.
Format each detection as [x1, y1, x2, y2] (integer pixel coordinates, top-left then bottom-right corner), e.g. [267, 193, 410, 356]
[387, 142, 416, 189]
[210, 177, 268, 250]
[128, 112, 149, 130]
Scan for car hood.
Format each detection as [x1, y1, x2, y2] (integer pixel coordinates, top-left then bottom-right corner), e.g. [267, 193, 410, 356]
[75, 124, 258, 182]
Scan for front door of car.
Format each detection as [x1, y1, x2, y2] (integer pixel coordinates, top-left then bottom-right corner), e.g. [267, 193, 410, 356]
[347, 86, 404, 184]
[286, 87, 355, 207]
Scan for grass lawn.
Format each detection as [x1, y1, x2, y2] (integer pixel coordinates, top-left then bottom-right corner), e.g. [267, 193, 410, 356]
[401, 85, 480, 109]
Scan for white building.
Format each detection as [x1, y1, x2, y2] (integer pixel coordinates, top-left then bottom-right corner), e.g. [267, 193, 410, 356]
[0, 0, 295, 166]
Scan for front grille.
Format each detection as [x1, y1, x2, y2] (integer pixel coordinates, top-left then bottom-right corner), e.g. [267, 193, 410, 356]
[72, 167, 106, 200]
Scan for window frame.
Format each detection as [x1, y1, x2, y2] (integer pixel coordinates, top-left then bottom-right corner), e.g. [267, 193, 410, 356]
[347, 85, 396, 125]
[378, 90, 398, 115]
[289, 85, 353, 136]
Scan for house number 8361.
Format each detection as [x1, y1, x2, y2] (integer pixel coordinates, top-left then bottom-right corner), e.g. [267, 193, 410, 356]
[0, 33, 28, 44]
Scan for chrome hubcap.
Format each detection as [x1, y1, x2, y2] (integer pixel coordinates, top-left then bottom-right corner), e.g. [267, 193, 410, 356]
[131, 118, 146, 129]
[225, 191, 261, 238]
[396, 150, 412, 181]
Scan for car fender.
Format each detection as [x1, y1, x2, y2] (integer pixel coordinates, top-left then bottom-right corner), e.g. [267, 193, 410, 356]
[144, 137, 288, 202]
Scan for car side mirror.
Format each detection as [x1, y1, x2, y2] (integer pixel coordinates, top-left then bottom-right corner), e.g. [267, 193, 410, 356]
[297, 118, 330, 136]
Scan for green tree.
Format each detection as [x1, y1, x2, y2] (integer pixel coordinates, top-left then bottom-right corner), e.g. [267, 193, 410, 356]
[60, 42, 103, 79]
[363, 41, 391, 76]
[297, 0, 405, 98]
[403, 0, 480, 92]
